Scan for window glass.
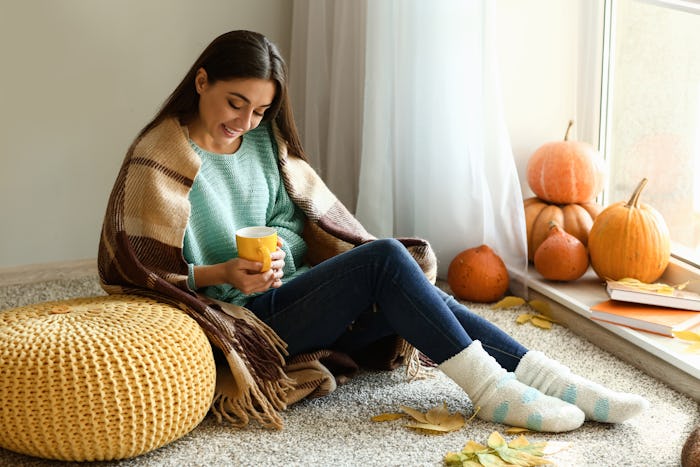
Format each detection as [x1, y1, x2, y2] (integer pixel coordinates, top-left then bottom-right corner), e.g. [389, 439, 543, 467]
[605, 0, 700, 265]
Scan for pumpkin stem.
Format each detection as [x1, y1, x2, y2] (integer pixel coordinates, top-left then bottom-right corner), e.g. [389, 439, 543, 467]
[564, 120, 574, 141]
[626, 178, 648, 208]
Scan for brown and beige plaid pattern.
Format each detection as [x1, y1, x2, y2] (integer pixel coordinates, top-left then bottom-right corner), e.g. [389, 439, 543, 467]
[98, 118, 437, 429]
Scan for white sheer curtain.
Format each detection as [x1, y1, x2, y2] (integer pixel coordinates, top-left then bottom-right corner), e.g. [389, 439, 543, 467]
[291, 0, 527, 286]
[289, 0, 366, 210]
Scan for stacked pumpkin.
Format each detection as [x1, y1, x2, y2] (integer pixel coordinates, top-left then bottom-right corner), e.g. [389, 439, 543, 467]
[525, 121, 671, 283]
[525, 121, 605, 281]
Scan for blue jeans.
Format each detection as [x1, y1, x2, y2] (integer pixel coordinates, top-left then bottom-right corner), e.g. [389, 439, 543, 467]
[245, 239, 528, 371]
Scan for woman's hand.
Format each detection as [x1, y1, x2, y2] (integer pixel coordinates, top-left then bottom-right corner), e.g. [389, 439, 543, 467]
[225, 245, 286, 294]
[192, 239, 286, 294]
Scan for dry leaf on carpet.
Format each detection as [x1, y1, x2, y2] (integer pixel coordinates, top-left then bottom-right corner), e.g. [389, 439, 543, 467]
[516, 313, 556, 330]
[504, 427, 531, 435]
[372, 403, 467, 435]
[445, 431, 557, 466]
[401, 402, 465, 434]
[491, 296, 526, 309]
[370, 413, 405, 422]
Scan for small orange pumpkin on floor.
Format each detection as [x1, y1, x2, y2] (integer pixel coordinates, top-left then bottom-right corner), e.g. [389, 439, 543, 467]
[447, 244, 509, 303]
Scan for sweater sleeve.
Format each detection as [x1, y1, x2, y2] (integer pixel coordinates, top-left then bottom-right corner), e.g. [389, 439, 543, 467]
[264, 125, 308, 268]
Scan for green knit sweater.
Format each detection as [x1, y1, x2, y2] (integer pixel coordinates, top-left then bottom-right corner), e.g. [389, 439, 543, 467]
[183, 123, 309, 305]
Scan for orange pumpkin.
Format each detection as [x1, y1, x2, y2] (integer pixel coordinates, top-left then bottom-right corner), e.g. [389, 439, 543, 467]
[447, 245, 509, 303]
[534, 222, 589, 281]
[524, 197, 602, 261]
[588, 178, 671, 283]
[527, 120, 606, 204]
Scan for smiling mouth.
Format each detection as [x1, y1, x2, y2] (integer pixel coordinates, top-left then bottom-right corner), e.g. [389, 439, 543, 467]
[223, 125, 240, 137]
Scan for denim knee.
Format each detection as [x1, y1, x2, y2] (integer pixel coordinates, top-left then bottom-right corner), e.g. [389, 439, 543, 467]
[367, 238, 413, 262]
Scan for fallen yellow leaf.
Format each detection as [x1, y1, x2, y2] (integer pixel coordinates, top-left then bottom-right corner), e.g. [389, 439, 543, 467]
[673, 330, 700, 342]
[491, 296, 526, 309]
[533, 314, 556, 322]
[371, 413, 405, 422]
[531, 316, 553, 330]
[516, 313, 533, 324]
[504, 427, 530, 435]
[462, 439, 489, 454]
[399, 405, 429, 424]
[446, 431, 555, 466]
[400, 402, 465, 434]
[528, 299, 551, 315]
[612, 277, 676, 295]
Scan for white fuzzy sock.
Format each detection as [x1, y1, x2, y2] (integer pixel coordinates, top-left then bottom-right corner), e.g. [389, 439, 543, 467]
[438, 341, 584, 432]
[515, 350, 649, 423]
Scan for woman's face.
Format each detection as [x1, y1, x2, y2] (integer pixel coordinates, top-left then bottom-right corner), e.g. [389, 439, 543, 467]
[190, 68, 276, 154]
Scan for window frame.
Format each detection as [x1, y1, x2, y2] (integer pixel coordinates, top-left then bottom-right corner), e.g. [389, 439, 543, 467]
[587, 0, 700, 270]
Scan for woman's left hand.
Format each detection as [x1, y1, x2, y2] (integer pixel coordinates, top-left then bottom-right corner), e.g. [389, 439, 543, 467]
[267, 243, 286, 289]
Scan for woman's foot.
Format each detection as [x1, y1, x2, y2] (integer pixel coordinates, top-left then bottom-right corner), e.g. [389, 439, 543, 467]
[439, 341, 584, 432]
[515, 350, 649, 423]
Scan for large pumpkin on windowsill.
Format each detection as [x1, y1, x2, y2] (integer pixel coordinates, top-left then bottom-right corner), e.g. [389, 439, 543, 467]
[524, 197, 603, 261]
[587, 178, 671, 283]
[527, 120, 606, 204]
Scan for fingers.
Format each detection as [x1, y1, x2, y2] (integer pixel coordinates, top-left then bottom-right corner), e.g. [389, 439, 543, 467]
[269, 268, 284, 288]
[246, 267, 284, 293]
[231, 254, 285, 294]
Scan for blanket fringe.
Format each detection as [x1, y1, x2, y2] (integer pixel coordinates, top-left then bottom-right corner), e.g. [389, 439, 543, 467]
[211, 379, 294, 430]
[402, 342, 435, 381]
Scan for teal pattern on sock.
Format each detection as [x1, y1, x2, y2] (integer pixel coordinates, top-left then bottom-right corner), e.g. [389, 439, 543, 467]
[438, 342, 586, 432]
[521, 387, 540, 404]
[561, 384, 578, 404]
[496, 373, 516, 388]
[594, 398, 610, 421]
[493, 402, 509, 424]
[526, 413, 543, 431]
[514, 350, 649, 424]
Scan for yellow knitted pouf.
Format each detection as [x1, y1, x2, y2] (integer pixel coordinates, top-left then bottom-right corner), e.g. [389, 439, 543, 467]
[0, 294, 217, 461]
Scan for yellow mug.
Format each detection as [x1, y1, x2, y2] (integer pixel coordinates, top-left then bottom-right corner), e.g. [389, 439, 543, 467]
[235, 226, 278, 272]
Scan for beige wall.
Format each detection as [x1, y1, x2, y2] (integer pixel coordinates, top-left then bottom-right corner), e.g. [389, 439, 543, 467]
[0, 0, 584, 268]
[497, 0, 598, 198]
[0, 0, 292, 268]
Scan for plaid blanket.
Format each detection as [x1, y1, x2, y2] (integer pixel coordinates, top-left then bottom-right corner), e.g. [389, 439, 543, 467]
[98, 117, 437, 429]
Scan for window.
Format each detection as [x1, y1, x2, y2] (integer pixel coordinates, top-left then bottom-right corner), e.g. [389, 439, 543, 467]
[601, 0, 700, 267]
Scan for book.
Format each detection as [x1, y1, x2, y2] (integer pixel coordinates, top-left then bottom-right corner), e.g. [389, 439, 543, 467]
[590, 299, 700, 337]
[605, 280, 700, 311]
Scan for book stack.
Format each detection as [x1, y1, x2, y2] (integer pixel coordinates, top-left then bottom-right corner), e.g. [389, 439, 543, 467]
[590, 280, 700, 337]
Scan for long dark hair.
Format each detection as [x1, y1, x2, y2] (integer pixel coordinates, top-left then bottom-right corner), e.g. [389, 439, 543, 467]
[138, 30, 306, 160]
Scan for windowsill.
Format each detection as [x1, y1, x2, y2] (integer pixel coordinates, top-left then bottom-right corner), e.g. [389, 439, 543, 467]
[510, 258, 700, 402]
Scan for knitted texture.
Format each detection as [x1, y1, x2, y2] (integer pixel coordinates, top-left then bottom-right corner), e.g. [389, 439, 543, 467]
[438, 341, 584, 432]
[514, 350, 649, 423]
[0, 295, 216, 462]
[98, 117, 437, 428]
[185, 128, 309, 306]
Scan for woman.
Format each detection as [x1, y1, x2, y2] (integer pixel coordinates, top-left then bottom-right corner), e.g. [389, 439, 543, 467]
[99, 30, 647, 432]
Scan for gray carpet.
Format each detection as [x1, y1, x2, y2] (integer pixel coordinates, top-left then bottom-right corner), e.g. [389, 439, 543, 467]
[0, 275, 698, 466]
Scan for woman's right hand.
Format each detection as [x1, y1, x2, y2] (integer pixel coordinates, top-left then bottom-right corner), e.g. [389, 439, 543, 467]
[192, 247, 285, 294]
[220, 247, 286, 294]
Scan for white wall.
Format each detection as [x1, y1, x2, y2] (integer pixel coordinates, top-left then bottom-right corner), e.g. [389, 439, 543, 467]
[0, 0, 583, 269]
[0, 0, 291, 268]
[496, 0, 592, 199]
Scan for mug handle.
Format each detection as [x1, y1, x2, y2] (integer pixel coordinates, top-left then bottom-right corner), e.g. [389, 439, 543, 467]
[257, 246, 271, 272]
